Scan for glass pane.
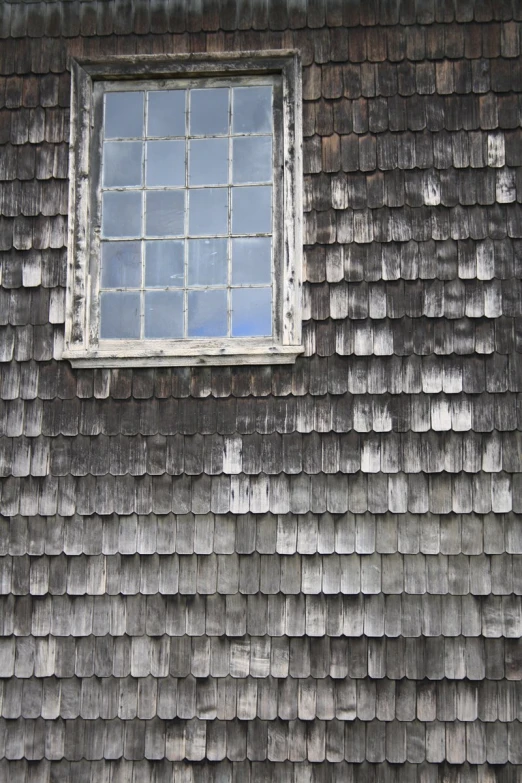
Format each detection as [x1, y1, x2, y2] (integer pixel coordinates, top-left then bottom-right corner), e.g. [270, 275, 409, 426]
[232, 186, 271, 235]
[101, 241, 142, 288]
[188, 289, 227, 337]
[147, 90, 186, 137]
[232, 237, 271, 285]
[102, 191, 142, 238]
[189, 138, 228, 186]
[145, 191, 185, 237]
[232, 287, 272, 337]
[188, 238, 227, 286]
[146, 140, 185, 187]
[232, 87, 272, 134]
[103, 141, 143, 188]
[189, 188, 228, 236]
[105, 92, 144, 139]
[190, 88, 229, 136]
[145, 291, 184, 338]
[145, 241, 184, 287]
[232, 136, 272, 184]
[100, 291, 140, 339]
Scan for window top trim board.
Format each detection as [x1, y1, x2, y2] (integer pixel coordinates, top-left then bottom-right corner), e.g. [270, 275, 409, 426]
[65, 53, 303, 369]
[75, 51, 300, 80]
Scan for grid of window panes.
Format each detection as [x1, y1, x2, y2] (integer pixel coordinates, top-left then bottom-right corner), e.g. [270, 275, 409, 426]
[99, 84, 274, 340]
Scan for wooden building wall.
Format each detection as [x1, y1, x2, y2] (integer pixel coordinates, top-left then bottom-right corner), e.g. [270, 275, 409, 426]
[0, 0, 522, 780]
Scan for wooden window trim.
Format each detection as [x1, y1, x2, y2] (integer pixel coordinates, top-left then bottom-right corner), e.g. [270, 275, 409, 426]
[64, 52, 303, 368]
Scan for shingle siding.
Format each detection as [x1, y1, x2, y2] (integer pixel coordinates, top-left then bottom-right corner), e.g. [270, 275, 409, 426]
[0, 0, 522, 780]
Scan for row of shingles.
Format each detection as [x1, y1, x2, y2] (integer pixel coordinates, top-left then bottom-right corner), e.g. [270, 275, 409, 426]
[1, 314, 522, 358]
[306, 131, 522, 172]
[0, 73, 69, 111]
[1, 633, 519, 680]
[4, 675, 522, 722]
[0, 181, 68, 216]
[317, 58, 522, 99]
[1, 551, 521, 596]
[305, 168, 522, 207]
[3, 352, 522, 397]
[12, 316, 520, 369]
[307, 239, 522, 282]
[304, 92, 522, 138]
[2, 429, 522, 477]
[1, 470, 521, 516]
[0, 590, 521, 637]
[3, 511, 521, 556]
[0, 715, 519, 763]
[3, 390, 522, 438]
[0, 760, 517, 783]
[301, 316, 522, 356]
[302, 203, 522, 246]
[1, 0, 522, 40]
[0, 105, 67, 146]
[2, 57, 522, 108]
[0, 23, 519, 80]
[0, 145, 68, 185]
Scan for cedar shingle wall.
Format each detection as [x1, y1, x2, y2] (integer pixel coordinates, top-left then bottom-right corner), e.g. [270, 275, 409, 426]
[0, 1, 522, 781]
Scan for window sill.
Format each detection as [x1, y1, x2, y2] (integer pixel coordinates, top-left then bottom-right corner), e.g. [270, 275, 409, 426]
[63, 340, 304, 368]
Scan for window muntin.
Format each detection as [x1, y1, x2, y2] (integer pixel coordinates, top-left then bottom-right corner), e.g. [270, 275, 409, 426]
[98, 80, 275, 342]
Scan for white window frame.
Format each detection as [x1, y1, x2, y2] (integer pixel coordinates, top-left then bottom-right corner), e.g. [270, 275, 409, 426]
[64, 52, 303, 368]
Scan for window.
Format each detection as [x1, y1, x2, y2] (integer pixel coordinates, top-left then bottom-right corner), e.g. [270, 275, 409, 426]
[64, 54, 303, 367]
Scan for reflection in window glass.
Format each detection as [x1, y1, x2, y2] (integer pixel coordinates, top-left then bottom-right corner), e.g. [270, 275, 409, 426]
[232, 288, 272, 337]
[101, 242, 142, 289]
[189, 189, 228, 236]
[100, 291, 141, 338]
[145, 191, 185, 237]
[145, 291, 184, 338]
[188, 289, 228, 337]
[232, 136, 272, 184]
[145, 241, 184, 288]
[103, 142, 143, 188]
[147, 90, 186, 137]
[190, 88, 229, 136]
[102, 191, 142, 238]
[99, 82, 276, 341]
[189, 138, 229, 186]
[104, 92, 144, 138]
[146, 140, 185, 187]
[188, 238, 228, 286]
[232, 186, 272, 235]
[232, 237, 271, 285]
[232, 87, 272, 134]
